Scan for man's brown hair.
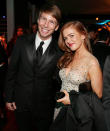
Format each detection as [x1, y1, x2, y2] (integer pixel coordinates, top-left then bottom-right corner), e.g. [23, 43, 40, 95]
[39, 2, 61, 24]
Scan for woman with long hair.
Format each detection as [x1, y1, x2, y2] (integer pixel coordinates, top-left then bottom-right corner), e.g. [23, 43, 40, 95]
[50, 21, 107, 131]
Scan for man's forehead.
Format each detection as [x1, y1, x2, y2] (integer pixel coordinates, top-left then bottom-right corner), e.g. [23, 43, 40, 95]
[40, 12, 56, 19]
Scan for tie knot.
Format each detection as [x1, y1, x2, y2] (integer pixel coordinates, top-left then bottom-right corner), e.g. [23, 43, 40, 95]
[40, 41, 44, 46]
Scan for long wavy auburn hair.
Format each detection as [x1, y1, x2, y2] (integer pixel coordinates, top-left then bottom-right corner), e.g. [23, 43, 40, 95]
[57, 21, 92, 69]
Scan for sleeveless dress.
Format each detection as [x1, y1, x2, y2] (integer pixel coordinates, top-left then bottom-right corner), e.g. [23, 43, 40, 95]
[54, 61, 90, 119]
[51, 57, 107, 131]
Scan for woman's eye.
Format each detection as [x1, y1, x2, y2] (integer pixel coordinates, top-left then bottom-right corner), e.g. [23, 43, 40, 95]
[63, 37, 66, 41]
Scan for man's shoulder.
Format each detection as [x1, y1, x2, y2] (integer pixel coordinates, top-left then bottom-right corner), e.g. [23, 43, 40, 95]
[18, 33, 34, 41]
[16, 34, 35, 46]
[51, 37, 64, 57]
[106, 54, 110, 61]
[51, 36, 58, 44]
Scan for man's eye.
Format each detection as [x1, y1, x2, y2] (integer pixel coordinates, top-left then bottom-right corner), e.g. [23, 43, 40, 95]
[49, 21, 55, 25]
[40, 17, 46, 21]
[70, 35, 74, 37]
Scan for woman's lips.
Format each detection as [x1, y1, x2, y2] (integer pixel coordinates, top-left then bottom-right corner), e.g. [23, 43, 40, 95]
[68, 43, 73, 47]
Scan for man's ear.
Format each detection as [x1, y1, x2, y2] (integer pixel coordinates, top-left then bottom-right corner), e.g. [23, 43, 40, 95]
[55, 24, 59, 31]
[37, 13, 41, 24]
[37, 18, 39, 24]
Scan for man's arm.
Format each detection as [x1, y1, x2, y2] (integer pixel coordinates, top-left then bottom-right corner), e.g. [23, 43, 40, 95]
[4, 37, 21, 109]
[102, 55, 110, 108]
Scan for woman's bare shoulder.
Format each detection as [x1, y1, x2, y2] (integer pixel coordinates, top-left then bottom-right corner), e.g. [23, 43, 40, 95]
[86, 52, 100, 67]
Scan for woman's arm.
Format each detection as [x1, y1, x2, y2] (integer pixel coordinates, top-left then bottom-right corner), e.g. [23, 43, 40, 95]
[57, 90, 71, 105]
[88, 59, 103, 98]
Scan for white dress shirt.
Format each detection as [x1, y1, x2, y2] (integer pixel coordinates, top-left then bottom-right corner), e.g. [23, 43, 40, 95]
[35, 32, 52, 54]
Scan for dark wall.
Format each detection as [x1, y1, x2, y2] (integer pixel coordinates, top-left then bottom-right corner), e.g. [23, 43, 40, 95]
[14, 0, 29, 28]
[0, 0, 6, 17]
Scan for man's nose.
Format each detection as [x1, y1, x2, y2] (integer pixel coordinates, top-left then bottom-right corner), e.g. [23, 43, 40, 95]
[44, 20, 49, 27]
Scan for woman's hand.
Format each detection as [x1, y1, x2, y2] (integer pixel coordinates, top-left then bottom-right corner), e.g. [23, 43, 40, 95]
[57, 90, 71, 105]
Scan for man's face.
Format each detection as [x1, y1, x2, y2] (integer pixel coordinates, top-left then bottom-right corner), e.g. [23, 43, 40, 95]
[37, 12, 59, 40]
[17, 28, 24, 36]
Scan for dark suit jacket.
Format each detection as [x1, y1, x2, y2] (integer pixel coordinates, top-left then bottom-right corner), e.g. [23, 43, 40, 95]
[92, 42, 110, 71]
[102, 55, 110, 131]
[103, 55, 110, 108]
[5, 33, 63, 117]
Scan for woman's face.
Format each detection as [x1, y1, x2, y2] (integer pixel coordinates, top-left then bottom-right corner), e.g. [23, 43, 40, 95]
[63, 26, 85, 51]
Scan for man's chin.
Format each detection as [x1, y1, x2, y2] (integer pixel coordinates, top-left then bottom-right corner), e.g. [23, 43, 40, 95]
[40, 34, 51, 39]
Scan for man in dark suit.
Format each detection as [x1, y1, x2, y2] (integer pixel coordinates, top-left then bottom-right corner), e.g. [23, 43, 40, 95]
[102, 55, 110, 131]
[92, 28, 110, 72]
[5, 3, 62, 131]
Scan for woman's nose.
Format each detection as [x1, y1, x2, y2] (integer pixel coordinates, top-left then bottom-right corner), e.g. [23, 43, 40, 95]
[66, 38, 71, 43]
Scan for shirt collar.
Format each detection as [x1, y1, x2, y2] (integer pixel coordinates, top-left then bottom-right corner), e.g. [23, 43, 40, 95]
[35, 32, 52, 53]
[36, 32, 52, 46]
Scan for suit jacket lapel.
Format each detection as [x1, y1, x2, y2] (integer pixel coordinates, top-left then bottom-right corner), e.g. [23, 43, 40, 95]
[25, 34, 36, 67]
[39, 39, 55, 68]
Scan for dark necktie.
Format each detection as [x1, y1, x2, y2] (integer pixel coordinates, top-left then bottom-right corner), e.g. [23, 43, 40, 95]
[36, 41, 44, 63]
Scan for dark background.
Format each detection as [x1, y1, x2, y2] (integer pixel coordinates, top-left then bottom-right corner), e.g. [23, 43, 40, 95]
[0, 0, 6, 18]
[1, 0, 110, 28]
